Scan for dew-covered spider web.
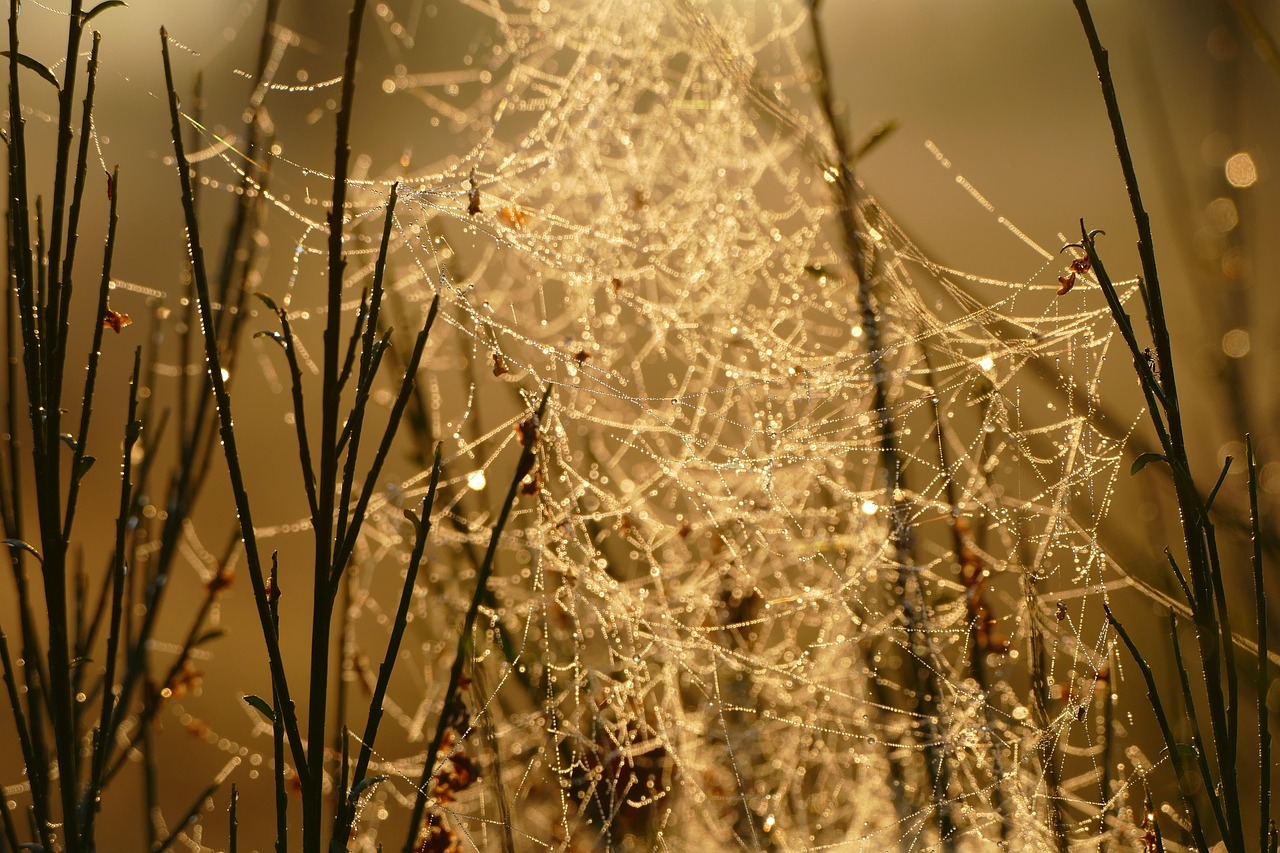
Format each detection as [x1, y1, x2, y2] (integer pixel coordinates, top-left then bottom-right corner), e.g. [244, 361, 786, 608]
[77, 0, 1174, 849]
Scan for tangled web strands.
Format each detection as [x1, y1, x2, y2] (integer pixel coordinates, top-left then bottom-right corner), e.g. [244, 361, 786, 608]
[158, 0, 1140, 848]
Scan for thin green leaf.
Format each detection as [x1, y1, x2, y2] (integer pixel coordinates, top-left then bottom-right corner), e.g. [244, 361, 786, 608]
[1, 51, 61, 90]
[254, 291, 280, 313]
[254, 330, 287, 348]
[75, 455, 96, 479]
[349, 774, 387, 800]
[1174, 742, 1198, 757]
[1, 539, 42, 563]
[243, 694, 276, 724]
[59, 432, 78, 451]
[81, 0, 127, 26]
[1130, 452, 1168, 476]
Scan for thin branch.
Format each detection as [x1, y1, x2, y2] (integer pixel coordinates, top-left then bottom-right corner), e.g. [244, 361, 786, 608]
[403, 385, 551, 853]
[159, 26, 308, 776]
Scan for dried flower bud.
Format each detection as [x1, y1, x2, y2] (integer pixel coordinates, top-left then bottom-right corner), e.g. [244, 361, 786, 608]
[467, 168, 481, 217]
[264, 576, 281, 605]
[102, 308, 132, 333]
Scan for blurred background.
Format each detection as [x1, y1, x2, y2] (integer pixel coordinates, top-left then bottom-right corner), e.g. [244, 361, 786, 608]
[4, 0, 1279, 848]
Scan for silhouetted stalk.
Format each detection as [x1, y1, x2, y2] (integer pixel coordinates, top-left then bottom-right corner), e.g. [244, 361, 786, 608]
[808, 3, 956, 845]
[229, 784, 238, 853]
[334, 446, 441, 845]
[80, 347, 142, 845]
[53, 29, 100, 428]
[160, 25, 308, 777]
[381, 301, 541, 710]
[1073, 3, 1254, 846]
[6, 11, 81, 850]
[1205, 521, 1242, 781]
[1104, 604, 1210, 852]
[1, 205, 44, 702]
[403, 385, 551, 853]
[1083, 211, 1249, 845]
[333, 568, 353, 825]
[336, 288, 370, 397]
[62, 162, 115, 557]
[0, 629, 52, 852]
[41, 0, 84, 409]
[1169, 616, 1229, 837]
[257, 299, 319, 519]
[0, 782, 19, 851]
[307, 6, 368, 846]
[92, 109, 270, 814]
[1248, 436, 1271, 853]
[269, 553, 288, 853]
[334, 183, 399, 549]
[329, 294, 440, 591]
[1085, 221, 1238, 849]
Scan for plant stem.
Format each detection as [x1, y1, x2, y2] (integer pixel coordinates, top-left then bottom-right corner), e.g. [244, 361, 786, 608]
[1248, 436, 1271, 853]
[403, 386, 551, 853]
[807, 4, 957, 845]
[159, 24, 308, 778]
[334, 446, 442, 846]
[307, 6, 367, 847]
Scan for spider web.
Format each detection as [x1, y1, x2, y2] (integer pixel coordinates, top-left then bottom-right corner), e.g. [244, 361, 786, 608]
[84, 0, 1166, 849]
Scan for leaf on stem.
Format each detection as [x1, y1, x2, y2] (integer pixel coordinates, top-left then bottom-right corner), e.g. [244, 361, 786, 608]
[1, 539, 42, 563]
[1, 51, 61, 89]
[75, 455, 96, 479]
[243, 694, 277, 724]
[349, 774, 387, 799]
[1130, 452, 1168, 476]
[254, 330, 287, 348]
[82, 0, 127, 26]
[254, 291, 281, 314]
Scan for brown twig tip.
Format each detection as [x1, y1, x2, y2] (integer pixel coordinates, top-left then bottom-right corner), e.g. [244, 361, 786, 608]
[467, 168, 481, 216]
